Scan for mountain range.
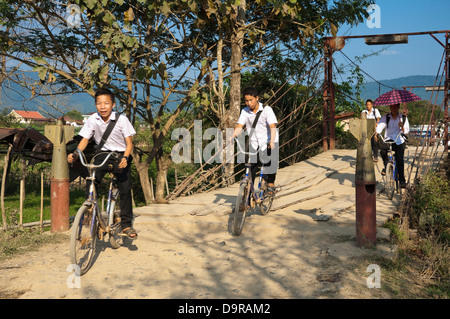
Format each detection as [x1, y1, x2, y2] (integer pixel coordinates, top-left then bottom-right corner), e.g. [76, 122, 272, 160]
[358, 75, 444, 105]
[0, 75, 445, 117]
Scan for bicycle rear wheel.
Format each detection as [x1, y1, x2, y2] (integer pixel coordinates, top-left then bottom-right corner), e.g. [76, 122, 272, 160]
[70, 203, 97, 276]
[258, 177, 273, 215]
[233, 182, 250, 236]
[385, 163, 395, 200]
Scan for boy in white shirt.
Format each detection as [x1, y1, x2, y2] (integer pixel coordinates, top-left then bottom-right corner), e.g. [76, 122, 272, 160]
[375, 103, 409, 188]
[361, 99, 381, 162]
[231, 87, 279, 195]
[68, 88, 138, 239]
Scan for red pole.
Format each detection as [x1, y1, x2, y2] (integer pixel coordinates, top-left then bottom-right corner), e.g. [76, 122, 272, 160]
[51, 178, 70, 232]
[444, 32, 449, 153]
[323, 44, 330, 151]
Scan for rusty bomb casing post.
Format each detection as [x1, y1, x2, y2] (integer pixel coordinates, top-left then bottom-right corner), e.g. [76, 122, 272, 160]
[349, 113, 377, 248]
[45, 120, 74, 233]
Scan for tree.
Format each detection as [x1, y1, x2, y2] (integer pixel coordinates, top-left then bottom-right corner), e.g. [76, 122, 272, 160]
[0, 0, 212, 203]
[170, 0, 374, 188]
[0, 0, 374, 202]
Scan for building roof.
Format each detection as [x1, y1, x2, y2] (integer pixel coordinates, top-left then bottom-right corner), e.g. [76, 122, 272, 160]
[11, 110, 46, 120]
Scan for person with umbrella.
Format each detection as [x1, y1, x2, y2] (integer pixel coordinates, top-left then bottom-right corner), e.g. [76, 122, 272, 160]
[373, 89, 420, 188]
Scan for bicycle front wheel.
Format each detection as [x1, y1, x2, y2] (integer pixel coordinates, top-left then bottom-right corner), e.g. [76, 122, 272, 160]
[70, 203, 97, 276]
[233, 182, 250, 236]
[385, 163, 395, 200]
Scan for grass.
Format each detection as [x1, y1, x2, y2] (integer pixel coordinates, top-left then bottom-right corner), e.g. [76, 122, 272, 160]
[0, 188, 86, 226]
[0, 188, 85, 262]
[366, 169, 450, 299]
[0, 227, 67, 262]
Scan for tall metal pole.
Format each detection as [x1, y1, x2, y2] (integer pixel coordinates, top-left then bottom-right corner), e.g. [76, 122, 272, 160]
[323, 44, 330, 151]
[444, 32, 449, 153]
[323, 39, 338, 151]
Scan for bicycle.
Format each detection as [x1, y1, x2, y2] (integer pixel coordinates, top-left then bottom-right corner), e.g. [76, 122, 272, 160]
[70, 149, 123, 275]
[232, 138, 276, 236]
[380, 132, 405, 200]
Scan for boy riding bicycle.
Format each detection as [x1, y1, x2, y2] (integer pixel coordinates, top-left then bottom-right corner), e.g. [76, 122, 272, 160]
[230, 87, 279, 196]
[67, 88, 138, 239]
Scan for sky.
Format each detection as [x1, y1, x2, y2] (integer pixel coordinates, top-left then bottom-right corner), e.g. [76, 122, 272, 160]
[333, 0, 450, 82]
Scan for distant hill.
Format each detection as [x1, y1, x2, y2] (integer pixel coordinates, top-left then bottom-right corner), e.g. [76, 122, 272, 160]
[1, 74, 445, 118]
[0, 75, 96, 117]
[359, 75, 444, 105]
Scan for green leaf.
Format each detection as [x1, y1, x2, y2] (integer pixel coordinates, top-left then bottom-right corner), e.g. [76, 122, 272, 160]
[90, 59, 100, 74]
[33, 65, 48, 81]
[102, 11, 115, 25]
[85, 0, 96, 10]
[120, 50, 130, 65]
[33, 56, 46, 65]
[99, 64, 109, 82]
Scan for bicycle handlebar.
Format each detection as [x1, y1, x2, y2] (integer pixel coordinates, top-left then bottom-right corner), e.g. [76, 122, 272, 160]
[234, 137, 259, 156]
[381, 132, 407, 145]
[76, 149, 119, 170]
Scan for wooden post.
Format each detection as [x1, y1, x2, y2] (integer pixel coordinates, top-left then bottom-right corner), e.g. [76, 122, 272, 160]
[19, 157, 26, 226]
[1, 144, 12, 229]
[40, 171, 44, 230]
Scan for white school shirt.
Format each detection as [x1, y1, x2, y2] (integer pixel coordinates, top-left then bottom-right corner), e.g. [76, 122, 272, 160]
[79, 111, 136, 152]
[376, 113, 409, 145]
[361, 108, 381, 120]
[237, 102, 278, 151]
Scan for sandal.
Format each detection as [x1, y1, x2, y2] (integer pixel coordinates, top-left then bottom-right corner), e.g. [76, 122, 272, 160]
[121, 227, 138, 239]
[266, 186, 276, 197]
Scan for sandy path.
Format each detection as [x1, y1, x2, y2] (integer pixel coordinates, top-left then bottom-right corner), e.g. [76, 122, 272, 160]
[0, 149, 405, 299]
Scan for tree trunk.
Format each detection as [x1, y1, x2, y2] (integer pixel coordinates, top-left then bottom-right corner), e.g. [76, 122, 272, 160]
[224, 0, 246, 186]
[154, 149, 172, 204]
[132, 148, 153, 205]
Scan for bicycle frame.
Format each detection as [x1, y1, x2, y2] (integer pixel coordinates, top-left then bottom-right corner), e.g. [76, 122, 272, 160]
[235, 138, 267, 204]
[76, 150, 119, 237]
[382, 132, 405, 193]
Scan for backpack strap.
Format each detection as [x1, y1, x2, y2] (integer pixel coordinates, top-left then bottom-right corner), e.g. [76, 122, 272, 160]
[94, 115, 118, 152]
[245, 109, 263, 155]
[251, 110, 263, 129]
[386, 113, 406, 129]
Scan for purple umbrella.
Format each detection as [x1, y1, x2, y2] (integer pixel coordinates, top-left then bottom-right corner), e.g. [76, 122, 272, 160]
[373, 89, 421, 106]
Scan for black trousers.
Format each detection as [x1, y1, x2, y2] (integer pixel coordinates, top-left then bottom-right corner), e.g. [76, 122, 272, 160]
[371, 135, 379, 159]
[93, 152, 134, 229]
[249, 145, 277, 185]
[380, 142, 406, 184]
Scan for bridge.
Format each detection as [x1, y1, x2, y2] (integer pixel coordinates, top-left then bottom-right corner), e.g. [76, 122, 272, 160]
[1, 142, 446, 298]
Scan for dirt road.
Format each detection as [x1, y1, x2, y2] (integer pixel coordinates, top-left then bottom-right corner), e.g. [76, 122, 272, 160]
[0, 149, 400, 299]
